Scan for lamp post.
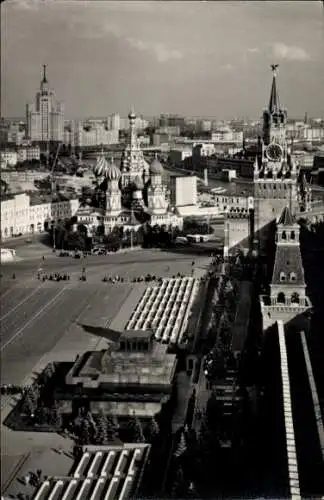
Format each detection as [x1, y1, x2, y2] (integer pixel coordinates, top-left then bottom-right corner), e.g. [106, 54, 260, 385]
[53, 223, 56, 251]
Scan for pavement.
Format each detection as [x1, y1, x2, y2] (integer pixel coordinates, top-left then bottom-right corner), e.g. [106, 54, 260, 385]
[0, 245, 212, 493]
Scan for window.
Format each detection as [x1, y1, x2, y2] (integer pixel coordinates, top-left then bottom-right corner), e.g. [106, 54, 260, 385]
[291, 292, 299, 304]
[291, 231, 295, 240]
[277, 292, 285, 304]
[290, 272, 297, 282]
[282, 231, 287, 240]
[280, 272, 286, 282]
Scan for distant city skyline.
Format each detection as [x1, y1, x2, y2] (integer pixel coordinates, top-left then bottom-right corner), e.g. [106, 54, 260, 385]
[1, 0, 324, 120]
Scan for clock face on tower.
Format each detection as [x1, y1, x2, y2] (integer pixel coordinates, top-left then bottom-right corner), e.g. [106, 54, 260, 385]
[266, 143, 282, 161]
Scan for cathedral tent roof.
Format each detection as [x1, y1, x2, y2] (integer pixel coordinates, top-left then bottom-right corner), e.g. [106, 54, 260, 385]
[106, 157, 121, 181]
[129, 210, 140, 225]
[271, 246, 305, 286]
[93, 155, 109, 177]
[150, 155, 164, 175]
[133, 175, 144, 190]
[269, 67, 280, 113]
[278, 206, 294, 226]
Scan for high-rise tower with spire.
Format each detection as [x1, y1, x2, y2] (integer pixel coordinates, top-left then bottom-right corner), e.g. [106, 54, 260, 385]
[253, 65, 299, 255]
[224, 65, 310, 257]
[26, 65, 64, 142]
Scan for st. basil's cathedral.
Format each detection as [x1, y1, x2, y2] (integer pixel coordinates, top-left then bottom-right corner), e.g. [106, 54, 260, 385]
[92, 109, 182, 234]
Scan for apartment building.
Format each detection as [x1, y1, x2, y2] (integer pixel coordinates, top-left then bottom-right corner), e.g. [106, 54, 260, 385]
[1, 192, 79, 240]
[0, 145, 41, 167]
[26, 66, 64, 142]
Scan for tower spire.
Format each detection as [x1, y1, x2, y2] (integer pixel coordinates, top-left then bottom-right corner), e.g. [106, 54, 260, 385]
[42, 64, 48, 84]
[269, 64, 280, 113]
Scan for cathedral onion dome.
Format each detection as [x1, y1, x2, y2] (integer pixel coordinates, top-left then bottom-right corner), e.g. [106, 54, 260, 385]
[105, 157, 121, 181]
[128, 108, 136, 121]
[93, 155, 109, 178]
[150, 155, 163, 175]
[133, 175, 144, 190]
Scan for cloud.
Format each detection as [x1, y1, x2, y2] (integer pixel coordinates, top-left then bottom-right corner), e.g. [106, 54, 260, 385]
[220, 63, 234, 72]
[247, 47, 260, 54]
[271, 43, 310, 61]
[10, 0, 42, 10]
[126, 37, 148, 52]
[125, 37, 183, 63]
[153, 43, 183, 63]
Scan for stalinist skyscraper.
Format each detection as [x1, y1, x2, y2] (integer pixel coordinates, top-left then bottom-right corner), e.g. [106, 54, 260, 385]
[26, 65, 64, 143]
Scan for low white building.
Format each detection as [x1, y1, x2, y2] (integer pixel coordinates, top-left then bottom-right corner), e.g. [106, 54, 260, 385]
[170, 175, 198, 208]
[175, 195, 253, 218]
[17, 145, 41, 162]
[0, 149, 18, 166]
[149, 210, 183, 229]
[1, 193, 30, 238]
[73, 123, 119, 147]
[74, 205, 103, 236]
[0, 145, 40, 167]
[193, 143, 216, 157]
[1, 192, 79, 240]
[211, 128, 243, 144]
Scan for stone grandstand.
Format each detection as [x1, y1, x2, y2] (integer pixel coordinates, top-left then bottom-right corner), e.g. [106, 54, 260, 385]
[33, 443, 150, 500]
[125, 277, 199, 344]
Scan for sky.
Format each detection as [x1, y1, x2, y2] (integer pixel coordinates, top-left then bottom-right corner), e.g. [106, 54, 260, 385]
[1, 0, 324, 120]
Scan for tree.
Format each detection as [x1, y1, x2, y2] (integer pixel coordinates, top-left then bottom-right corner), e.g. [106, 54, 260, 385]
[77, 224, 88, 237]
[174, 431, 187, 458]
[106, 415, 119, 442]
[95, 412, 108, 444]
[35, 404, 48, 425]
[85, 410, 97, 438]
[127, 414, 145, 443]
[30, 384, 40, 401]
[49, 402, 63, 428]
[41, 362, 55, 384]
[22, 392, 37, 416]
[67, 231, 86, 251]
[198, 418, 219, 465]
[79, 417, 92, 445]
[145, 417, 159, 443]
[171, 464, 186, 498]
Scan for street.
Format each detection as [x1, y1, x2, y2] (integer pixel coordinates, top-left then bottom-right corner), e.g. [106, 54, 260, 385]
[0, 240, 212, 491]
[0, 246, 212, 387]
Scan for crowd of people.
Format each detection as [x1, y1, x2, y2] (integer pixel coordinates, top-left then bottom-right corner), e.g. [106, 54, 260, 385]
[1, 383, 40, 396]
[37, 272, 70, 282]
[101, 271, 190, 284]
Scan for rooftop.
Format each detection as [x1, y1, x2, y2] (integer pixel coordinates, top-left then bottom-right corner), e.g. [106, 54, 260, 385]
[32, 443, 150, 500]
[68, 340, 176, 388]
[272, 246, 305, 286]
[278, 206, 295, 226]
[29, 192, 72, 206]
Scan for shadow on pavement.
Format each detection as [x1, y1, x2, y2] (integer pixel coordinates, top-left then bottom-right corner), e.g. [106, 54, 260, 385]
[79, 324, 122, 343]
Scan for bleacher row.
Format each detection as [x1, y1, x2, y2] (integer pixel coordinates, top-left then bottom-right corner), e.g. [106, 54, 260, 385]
[125, 277, 199, 344]
[33, 444, 150, 500]
[277, 320, 301, 500]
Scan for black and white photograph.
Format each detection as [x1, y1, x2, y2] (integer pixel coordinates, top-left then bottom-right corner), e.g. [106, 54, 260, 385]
[1, 0, 324, 498]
